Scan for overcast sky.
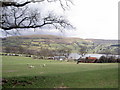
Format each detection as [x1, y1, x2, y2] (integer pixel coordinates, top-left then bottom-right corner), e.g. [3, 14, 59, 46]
[65, 0, 119, 39]
[1, 0, 119, 40]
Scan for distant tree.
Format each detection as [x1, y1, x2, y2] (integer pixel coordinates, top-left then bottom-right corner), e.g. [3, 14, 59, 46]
[25, 49, 36, 55]
[99, 46, 113, 56]
[78, 46, 88, 57]
[35, 48, 51, 58]
[58, 44, 72, 56]
[4, 46, 11, 53]
[57, 48, 71, 56]
[112, 47, 120, 55]
[97, 55, 117, 63]
[3, 45, 25, 54]
[98, 56, 107, 63]
[75, 42, 90, 57]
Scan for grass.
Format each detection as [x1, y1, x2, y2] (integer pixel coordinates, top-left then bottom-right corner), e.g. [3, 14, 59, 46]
[2, 56, 119, 88]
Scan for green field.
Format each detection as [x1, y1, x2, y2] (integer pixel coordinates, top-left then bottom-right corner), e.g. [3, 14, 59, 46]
[2, 56, 119, 88]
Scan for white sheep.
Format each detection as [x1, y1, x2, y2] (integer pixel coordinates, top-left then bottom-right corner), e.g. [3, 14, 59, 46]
[28, 65, 34, 68]
[42, 64, 46, 67]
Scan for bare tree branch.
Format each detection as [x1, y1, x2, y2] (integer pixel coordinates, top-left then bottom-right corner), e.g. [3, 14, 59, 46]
[1, 1, 31, 7]
[0, 0, 73, 9]
[0, 0, 74, 36]
[1, 6, 74, 31]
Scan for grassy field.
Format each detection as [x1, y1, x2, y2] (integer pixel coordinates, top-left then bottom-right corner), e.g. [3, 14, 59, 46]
[2, 56, 119, 88]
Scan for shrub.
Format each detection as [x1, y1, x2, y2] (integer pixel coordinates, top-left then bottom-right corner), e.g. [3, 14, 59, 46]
[98, 56, 119, 63]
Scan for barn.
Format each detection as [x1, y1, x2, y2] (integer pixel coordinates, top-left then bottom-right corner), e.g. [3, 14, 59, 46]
[77, 56, 98, 64]
[85, 57, 97, 63]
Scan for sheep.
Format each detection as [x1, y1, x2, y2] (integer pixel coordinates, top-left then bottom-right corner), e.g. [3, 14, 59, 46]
[42, 64, 46, 67]
[28, 65, 34, 68]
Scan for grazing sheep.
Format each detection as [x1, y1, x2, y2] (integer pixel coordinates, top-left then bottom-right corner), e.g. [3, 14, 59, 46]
[42, 64, 46, 67]
[28, 65, 34, 68]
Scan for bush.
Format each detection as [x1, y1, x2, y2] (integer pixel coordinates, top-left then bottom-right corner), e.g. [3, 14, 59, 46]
[97, 56, 106, 63]
[97, 56, 119, 63]
[116, 58, 120, 63]
[33, 56, 44, 59]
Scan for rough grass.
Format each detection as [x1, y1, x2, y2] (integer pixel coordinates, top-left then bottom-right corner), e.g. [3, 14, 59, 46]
[2, 56, 119, 88]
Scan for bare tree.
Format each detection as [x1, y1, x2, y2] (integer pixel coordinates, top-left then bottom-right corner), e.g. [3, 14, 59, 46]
[78, 45, 88, 57]
[75, 42, 89, 57]
[99, 46, 113, 57]
[0, 0, 74, 35]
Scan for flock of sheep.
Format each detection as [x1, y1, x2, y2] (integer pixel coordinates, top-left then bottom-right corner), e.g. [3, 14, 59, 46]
[27, 64, 46, 68]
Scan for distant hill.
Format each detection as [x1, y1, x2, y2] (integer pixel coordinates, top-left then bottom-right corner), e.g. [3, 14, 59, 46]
[86, 39, 118, 44]
[4, 34, 85, 44]
[2, 35, 88, 52]
[1, 35, 119, 54]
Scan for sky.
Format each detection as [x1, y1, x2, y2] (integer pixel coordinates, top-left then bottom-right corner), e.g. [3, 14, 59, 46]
[65, 0, 119, 39]
[1, 0, 119, 39]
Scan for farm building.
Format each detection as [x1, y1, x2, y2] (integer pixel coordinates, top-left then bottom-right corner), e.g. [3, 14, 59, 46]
[54, 56, 66, 60]
[68, 53, 81, 60]
[83, 54, 103, 59]
[85, 57, 98, 63]
[77, 57, 98, 64]
[68, 53, 106, 60]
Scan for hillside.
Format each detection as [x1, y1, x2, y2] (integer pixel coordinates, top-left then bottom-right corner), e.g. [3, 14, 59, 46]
[2, 35, 88, 52]
[1, 35, 119, 54]
[2, 35, 84, 44]
[86, 39, 118, 44]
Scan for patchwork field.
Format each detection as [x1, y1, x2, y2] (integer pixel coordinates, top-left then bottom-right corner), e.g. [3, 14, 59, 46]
[2, 56, 119, 88]
[2, 35, 119, 54]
